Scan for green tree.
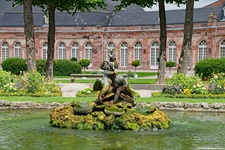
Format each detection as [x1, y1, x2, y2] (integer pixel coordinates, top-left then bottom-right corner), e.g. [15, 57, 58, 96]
[131, 60, 140, 73]
[115, 0, 184, 84]
[79, 59, 91, 73]
[166, 61, 176, 76]
[9, 0, 106, 81]
[8, 0, 36, 71]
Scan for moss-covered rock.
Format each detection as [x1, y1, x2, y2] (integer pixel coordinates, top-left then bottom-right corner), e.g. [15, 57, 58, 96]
[50, 102, 171, 131]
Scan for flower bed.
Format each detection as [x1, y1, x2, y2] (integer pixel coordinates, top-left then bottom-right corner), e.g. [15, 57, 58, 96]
[155, 73, 225, 98]
[0, 70, 61, 97]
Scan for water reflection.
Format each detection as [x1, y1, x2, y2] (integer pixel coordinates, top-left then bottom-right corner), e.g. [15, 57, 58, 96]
[0, 110, 225, 150]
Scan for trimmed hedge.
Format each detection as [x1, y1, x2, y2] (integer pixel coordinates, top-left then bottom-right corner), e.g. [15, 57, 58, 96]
[195, 58, 225, 80]
[152, 91, 225, 99]
[53, 59, 82, 76]
[2, 58, 26, 75]
[2, 58, 82, 76]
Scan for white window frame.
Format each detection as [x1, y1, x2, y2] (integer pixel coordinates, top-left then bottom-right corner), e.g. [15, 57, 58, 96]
[42, 42, 48, 59]
[168, 41, 176, 62]
[198, 40, 207, 61]
[85, 42, 93, 66]
[220, 39, 225, 58]
[150, 41, 159, 69]
[14, 42, 21, 58]
[120, 42, 128, 67]
[2, 42, 9, 62]
[58, 42, 66, 59]
[134, 42, 142, 65]
[71, 42, 79, 60]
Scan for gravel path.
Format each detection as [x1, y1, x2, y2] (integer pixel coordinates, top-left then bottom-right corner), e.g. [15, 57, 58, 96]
[58, 83, 152, 98]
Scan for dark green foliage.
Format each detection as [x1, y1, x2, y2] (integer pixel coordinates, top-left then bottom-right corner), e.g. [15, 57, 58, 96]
[70, 57, 77, 62]
[195, 58, 225, 80]
[131, 60, 140, 67]
[132, 60, 140, 73]
[2, 58, 26, 75]
[166, 61, 176, 68]
[36, 59, 47, 75]
[53, 59, 82, 76]
[79, 59, 91, 73]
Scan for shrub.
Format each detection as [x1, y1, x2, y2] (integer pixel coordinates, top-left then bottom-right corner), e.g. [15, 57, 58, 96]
[54, 59, 82, 76]
[195, 58, 225, 80]
[79, 59, 91, 73]
[166, 61, 176, 76]
[127, 70, 135, 78]
[0, 70, 16, 92]
[36, 59, 47, 75]
[70, 57, 77, 62]
[2, 58, 26, 75]
[131, 60, 140, 73]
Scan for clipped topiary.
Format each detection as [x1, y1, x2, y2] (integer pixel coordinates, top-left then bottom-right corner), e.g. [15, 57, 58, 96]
[166, 61, 176, 76]
[131, 60, 140, 73]
[79, 58, 91, 73]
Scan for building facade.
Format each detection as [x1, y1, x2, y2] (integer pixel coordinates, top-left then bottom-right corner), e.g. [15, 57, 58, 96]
[0, 0, 225, 70]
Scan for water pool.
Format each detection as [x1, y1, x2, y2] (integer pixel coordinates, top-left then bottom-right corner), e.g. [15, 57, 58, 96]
[0, 109, 225, 150]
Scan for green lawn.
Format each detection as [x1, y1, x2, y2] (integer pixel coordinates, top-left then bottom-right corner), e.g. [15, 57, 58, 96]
[55, 78, 157, 84]
[54, 71, 157, 79]
[1, 96, 225, 104]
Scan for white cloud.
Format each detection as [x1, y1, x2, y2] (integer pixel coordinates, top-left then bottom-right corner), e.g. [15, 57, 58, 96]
[145, 0, 218, 11]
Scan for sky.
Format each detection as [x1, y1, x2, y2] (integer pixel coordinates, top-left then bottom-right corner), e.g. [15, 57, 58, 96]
[145, 0, 218, 11]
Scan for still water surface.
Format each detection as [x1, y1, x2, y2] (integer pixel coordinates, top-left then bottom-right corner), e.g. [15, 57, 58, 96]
[0, 109, 225, 150]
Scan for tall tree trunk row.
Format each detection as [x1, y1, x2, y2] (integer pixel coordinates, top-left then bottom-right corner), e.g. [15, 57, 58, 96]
[23, 0, 36, 71]
[157, 0, 167, 84]
[177, 0, 194, 74]
[46, 3, 56, 81]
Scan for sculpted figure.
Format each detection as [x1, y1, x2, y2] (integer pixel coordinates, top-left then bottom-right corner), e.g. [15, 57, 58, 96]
[113, 75, 134, 104]
[97, 61, 116, 103]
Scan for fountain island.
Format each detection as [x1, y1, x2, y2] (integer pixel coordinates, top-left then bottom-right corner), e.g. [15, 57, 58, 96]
[50, 57, 170, 130]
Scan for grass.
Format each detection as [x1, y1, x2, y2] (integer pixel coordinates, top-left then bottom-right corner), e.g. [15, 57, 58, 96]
[56, 78, 157, 84]
[1, 96, 225, 104]
[54, 71, 157, 79]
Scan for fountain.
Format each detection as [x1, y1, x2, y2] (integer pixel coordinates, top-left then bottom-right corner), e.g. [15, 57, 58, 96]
[50, 53, 170, 130]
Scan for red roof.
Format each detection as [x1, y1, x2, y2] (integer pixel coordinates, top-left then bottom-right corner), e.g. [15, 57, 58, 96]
[205, 0, 225, 7]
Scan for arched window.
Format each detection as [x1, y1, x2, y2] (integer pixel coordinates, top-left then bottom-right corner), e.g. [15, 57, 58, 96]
[14, 42, 21, 58]
[107, 42, 114, 62]
[168, 41, 176, 62]
[120, 42, 128, 67]
[71, 42, 79, 60]
[134, 42, 142, 65]
[42, 42, 48, 59]
[58, 42, 66, 59]
[198, 40, 207, 61]
[220, 39, 225, 58]
[150, 41, 159, 67]
[2, 42, 9, 61]
[85, 42, 93, 65]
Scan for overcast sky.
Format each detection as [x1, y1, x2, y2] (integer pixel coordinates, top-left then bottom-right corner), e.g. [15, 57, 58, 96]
[145, 0, 218, 11]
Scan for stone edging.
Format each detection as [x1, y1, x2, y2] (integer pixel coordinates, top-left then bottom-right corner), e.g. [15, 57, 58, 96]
[0, 100, 70, 110]
[1, 100, 225, 112]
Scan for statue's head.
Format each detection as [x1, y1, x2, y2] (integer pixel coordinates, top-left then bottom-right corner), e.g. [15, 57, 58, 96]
[100, 61, 109, 70]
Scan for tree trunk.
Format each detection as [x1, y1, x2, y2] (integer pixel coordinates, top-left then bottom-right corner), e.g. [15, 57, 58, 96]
[23, 0, 36, 71]
[156, 0, 167, 84]
[177, 0, 194, 74]
[46, 3, 55, 81]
